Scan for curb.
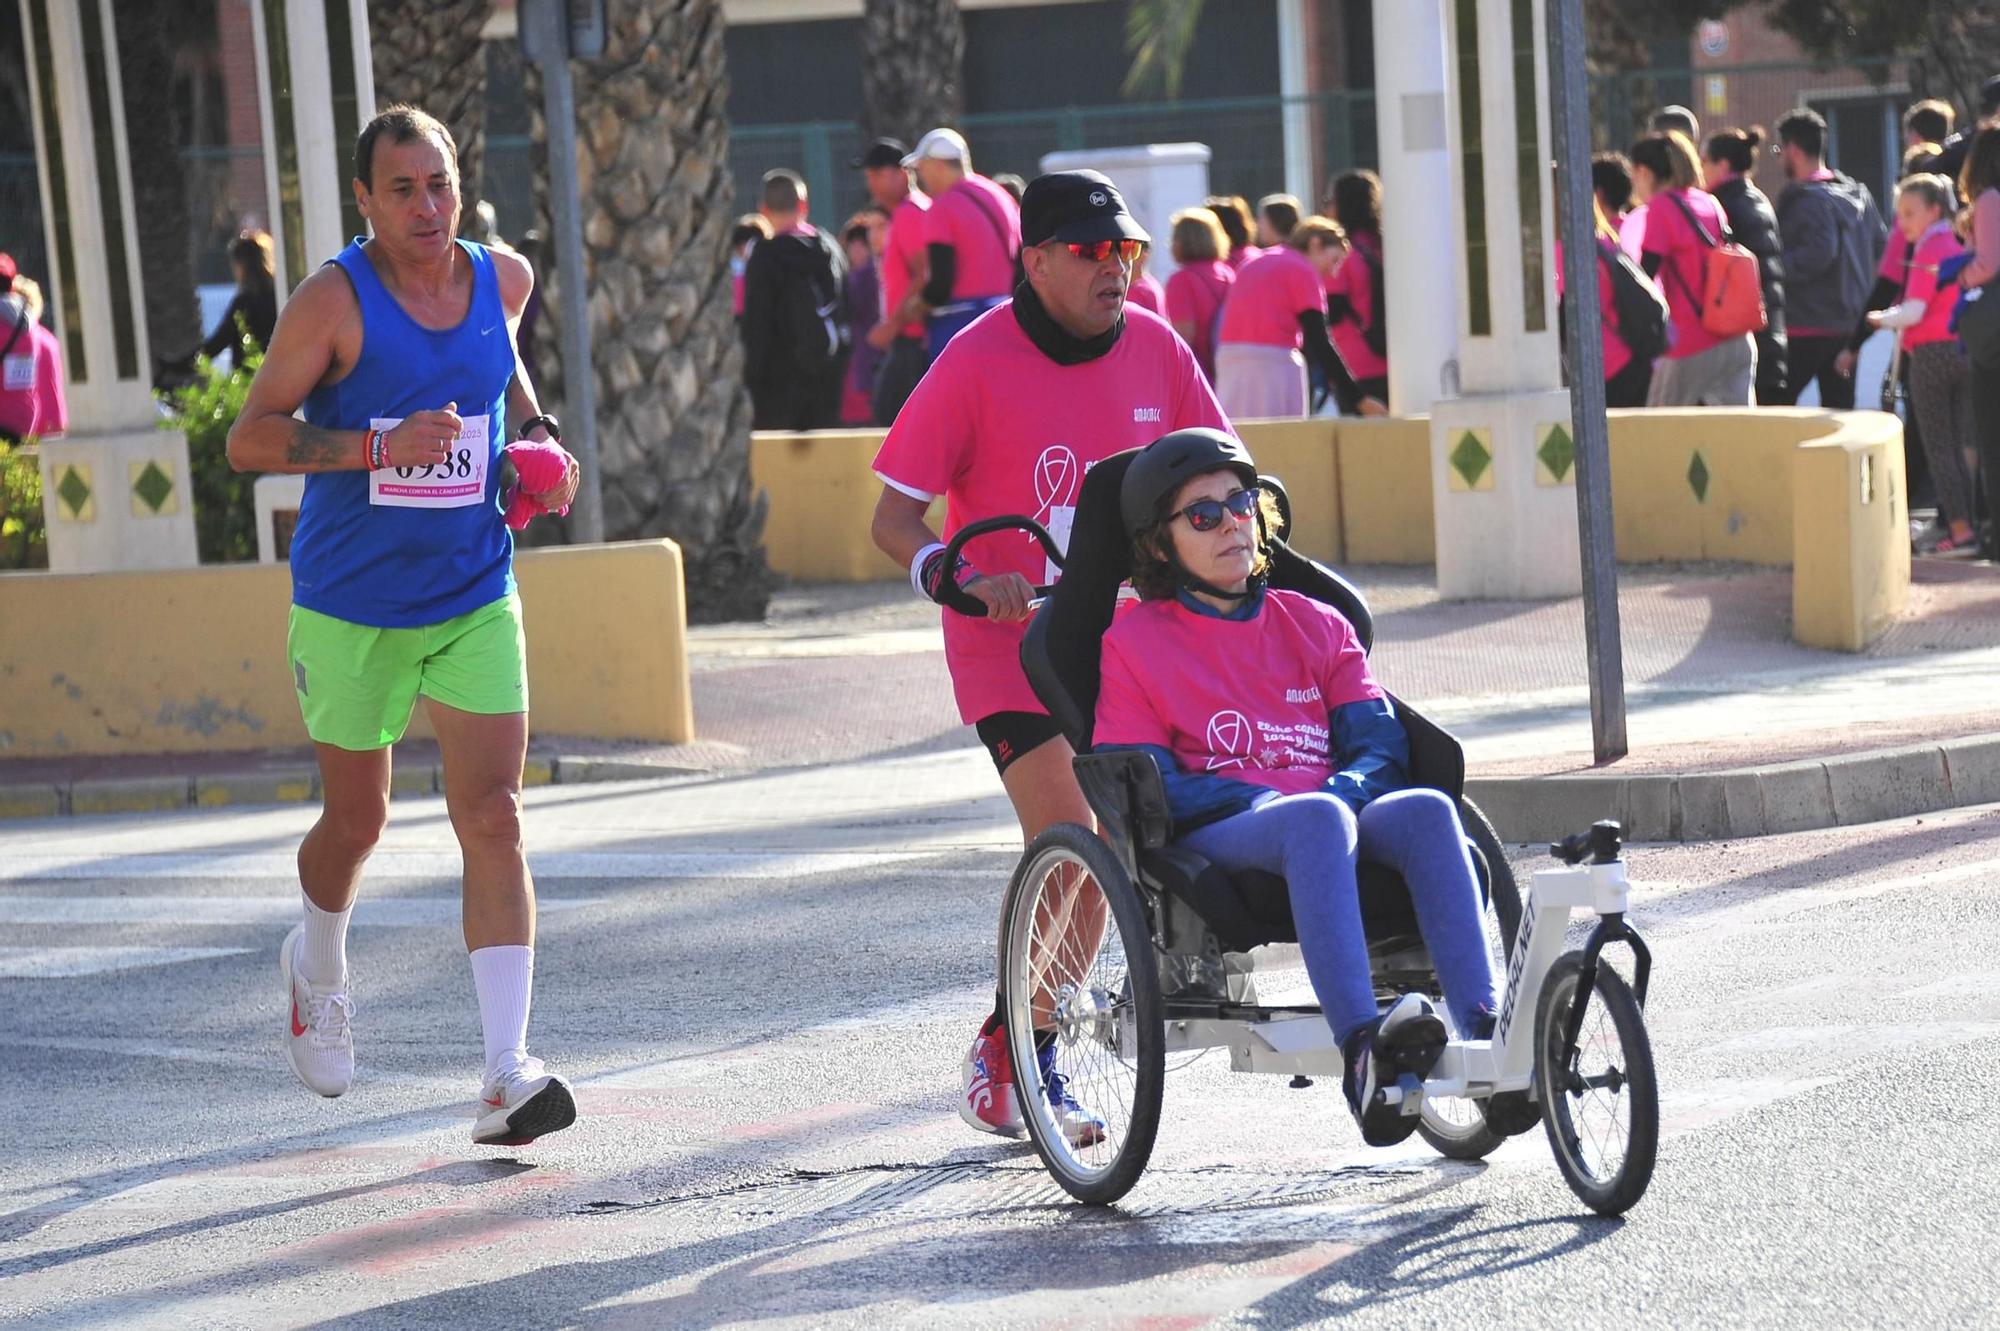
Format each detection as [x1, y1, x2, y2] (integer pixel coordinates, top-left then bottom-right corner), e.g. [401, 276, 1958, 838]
[6, 738, 1998, 840]
[0, 751, 701, 820]
[1465, 735, 2000, 843]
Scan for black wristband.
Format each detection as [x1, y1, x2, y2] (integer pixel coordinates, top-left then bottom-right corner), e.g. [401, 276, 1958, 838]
[518, 413, 562, 444]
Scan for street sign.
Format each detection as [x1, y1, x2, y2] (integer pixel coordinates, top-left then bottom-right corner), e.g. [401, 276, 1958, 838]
[519, 0, 605, 64]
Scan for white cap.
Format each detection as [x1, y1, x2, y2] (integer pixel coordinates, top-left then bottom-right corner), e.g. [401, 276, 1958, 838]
[901, 127, 968, 168]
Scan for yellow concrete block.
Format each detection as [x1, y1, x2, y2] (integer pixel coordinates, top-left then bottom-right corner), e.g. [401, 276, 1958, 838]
[751, 430, 910, 581]
[1335, 417, 1434, 564]
[515, 541, 695, 745]
[1793, 412, 1909, 651]
[0, 539, 695, 757]
[1236, 418, 1340, 564]
[522, 757, 555, 787]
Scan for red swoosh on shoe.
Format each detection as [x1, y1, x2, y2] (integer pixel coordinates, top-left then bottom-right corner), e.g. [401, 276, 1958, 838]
[290, 999, 308, 1039]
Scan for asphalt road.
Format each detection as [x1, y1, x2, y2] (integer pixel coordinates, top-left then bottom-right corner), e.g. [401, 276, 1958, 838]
[2, 752, 1998, 1328]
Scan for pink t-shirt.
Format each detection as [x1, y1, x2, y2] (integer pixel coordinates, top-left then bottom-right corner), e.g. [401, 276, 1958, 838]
[1964, 189, 2000, 290]
[1126, 272, 1166, 315]
[923, 174, 1020, 302]
[0, 314, 67, 439]
[1557, 238, 1634, 381]
[1902, 222, 1968, 349]
[881, 190, 931, 338]
[1217, 247, 1325, 349]
[873, 303, 1231, 722]
[1094, 588, 1383, 795]
[1641, 187, 1730, 360]
[1878, 227, 1910, 285]
[1226, 245, 1265, 272]
[1322, 230, 1387, 380]
[1164, 259, 1234, 382]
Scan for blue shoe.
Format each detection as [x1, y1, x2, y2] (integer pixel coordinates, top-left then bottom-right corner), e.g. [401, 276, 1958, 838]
[1036, 1042, 1107, 1148]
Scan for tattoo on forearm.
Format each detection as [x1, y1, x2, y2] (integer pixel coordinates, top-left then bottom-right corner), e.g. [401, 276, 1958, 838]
[284, 423, 350, 469]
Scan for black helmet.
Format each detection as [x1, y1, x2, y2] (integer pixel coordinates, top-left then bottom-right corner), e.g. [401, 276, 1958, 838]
[1119, 428, 1260, 539]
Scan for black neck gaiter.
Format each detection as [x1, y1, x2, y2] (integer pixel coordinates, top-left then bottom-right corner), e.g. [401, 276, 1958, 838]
[1010, 279, 1124, 365]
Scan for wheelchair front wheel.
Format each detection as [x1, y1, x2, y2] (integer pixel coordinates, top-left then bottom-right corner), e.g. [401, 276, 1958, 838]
[1533, 951, 1659, 1216]
[1002, 823, 1164, 1205]
[1416, 1090, 1503, 1160]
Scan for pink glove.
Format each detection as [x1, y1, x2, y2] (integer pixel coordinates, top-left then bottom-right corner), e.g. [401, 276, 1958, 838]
[501, 439, 574, 531]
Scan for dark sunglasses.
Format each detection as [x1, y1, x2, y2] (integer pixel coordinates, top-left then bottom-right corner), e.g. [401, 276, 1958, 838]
[1168, 488, 1259, 532]
[1059, 238, 1145, 264]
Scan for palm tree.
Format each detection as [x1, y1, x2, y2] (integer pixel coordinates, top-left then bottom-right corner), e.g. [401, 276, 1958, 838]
[526, 0, 770, 622]
[368, 0, 493, 204]
[120, 1, 202, 366]
[861, 0, 964, 144]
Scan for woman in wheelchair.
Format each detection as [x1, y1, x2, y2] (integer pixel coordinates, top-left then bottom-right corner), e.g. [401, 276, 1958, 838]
[1093, 430, 1500, 1146]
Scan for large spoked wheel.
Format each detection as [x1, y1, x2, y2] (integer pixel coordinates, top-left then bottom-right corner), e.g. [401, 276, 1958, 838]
[1414, 798, 1526, 1161]
[1002, 823, 1164, 1206]
[1533, 951, 1659, 1216]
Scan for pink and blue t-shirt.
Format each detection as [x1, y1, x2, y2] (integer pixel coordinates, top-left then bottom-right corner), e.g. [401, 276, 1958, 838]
[873, 302, 1229, 722]
[1899, 221, 1969, 350]
[1095, 587, 1383, 798]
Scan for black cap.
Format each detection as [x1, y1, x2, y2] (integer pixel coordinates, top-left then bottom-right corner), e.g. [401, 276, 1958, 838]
[1020, 170, 1150, 248]
[852, 138, 908, 170]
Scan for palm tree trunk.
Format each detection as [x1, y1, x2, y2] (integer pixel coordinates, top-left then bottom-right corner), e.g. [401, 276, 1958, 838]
[117, 3, 201, 366]
[368, 0, 493, 204]
[861, 0, 964, 145]
[526, 0, 770, 622]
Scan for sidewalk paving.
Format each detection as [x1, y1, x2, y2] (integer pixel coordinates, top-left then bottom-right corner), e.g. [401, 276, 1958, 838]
[6, 559, 1998, 838]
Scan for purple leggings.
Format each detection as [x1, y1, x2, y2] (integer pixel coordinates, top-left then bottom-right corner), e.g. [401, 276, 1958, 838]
[1181, 788, 1499, 1042]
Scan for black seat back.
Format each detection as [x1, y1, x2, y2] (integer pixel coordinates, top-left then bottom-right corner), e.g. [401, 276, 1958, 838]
[1020, 451, 1439, 787]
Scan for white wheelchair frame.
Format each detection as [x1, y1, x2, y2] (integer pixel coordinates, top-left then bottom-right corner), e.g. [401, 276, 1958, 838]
[1150, 839, 1648, 1126]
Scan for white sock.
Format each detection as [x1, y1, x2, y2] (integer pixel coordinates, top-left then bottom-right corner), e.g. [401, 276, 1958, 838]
[298, 892, 352, 987]
[469, 945, 535, 1084]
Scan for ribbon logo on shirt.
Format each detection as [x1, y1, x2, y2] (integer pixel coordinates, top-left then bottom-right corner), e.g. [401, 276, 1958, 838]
[1032, 444, 1079, 523]
[1204, 710, 1253, 771]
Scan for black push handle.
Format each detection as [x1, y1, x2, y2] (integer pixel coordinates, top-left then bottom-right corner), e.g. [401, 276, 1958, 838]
[935, 515, 1064, 618]
[1551, 819, 1624, 866]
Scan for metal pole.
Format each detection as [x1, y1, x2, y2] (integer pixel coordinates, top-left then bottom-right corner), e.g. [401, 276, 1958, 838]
[1547, 0, 1627, 761]
[530, 0, 605, 543]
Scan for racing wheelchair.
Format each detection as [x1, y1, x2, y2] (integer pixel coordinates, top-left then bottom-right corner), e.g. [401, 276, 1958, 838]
[934, 448, 1658, 1216]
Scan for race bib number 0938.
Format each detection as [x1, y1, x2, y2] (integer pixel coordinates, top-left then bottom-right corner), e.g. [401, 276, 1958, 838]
[367, 413, 489, 509]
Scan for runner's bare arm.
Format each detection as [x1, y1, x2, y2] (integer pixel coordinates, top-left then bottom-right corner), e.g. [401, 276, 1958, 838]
[872, 485, 1033, 621]
[492, 248, 577, 507]
[227, 267, 463, 474]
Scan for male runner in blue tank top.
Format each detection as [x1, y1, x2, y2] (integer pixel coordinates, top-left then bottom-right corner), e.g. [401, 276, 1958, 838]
[228, 105, 582, 1147]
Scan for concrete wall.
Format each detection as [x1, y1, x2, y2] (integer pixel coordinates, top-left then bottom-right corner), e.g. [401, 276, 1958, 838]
[0, 540, 693, 757]
[750, 407, 1908, 650]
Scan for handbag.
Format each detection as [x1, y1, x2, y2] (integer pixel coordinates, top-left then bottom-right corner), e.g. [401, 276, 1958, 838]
[1957, 280, 2000, 366]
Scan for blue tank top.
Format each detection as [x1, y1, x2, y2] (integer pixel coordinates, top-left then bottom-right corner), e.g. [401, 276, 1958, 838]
[291, 238, 514, 627]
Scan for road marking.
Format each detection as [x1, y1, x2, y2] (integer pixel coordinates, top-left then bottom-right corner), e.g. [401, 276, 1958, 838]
[0, 849, 1008, 883]
[0, 896, 590, 927]
[0, 946, 254, 978]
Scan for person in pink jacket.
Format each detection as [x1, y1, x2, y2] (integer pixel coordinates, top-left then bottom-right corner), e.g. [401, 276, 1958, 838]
[0, 256, 68, 444]
[1868, 175, 1976, 555]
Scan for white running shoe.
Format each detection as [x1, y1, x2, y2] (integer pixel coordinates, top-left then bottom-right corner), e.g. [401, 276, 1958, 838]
[280, 923, 354, 1098]
[472, 1059, 578, 1146]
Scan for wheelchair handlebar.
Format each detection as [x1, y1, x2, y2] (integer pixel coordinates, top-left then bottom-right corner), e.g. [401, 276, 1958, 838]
[1551, 820, 1624, 866]
[936, 515, 1064, 618]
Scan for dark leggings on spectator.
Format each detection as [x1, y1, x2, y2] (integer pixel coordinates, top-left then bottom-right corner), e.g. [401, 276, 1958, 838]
[1605, 355, 1651, 408]
[1969, 352, 2000, 551]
